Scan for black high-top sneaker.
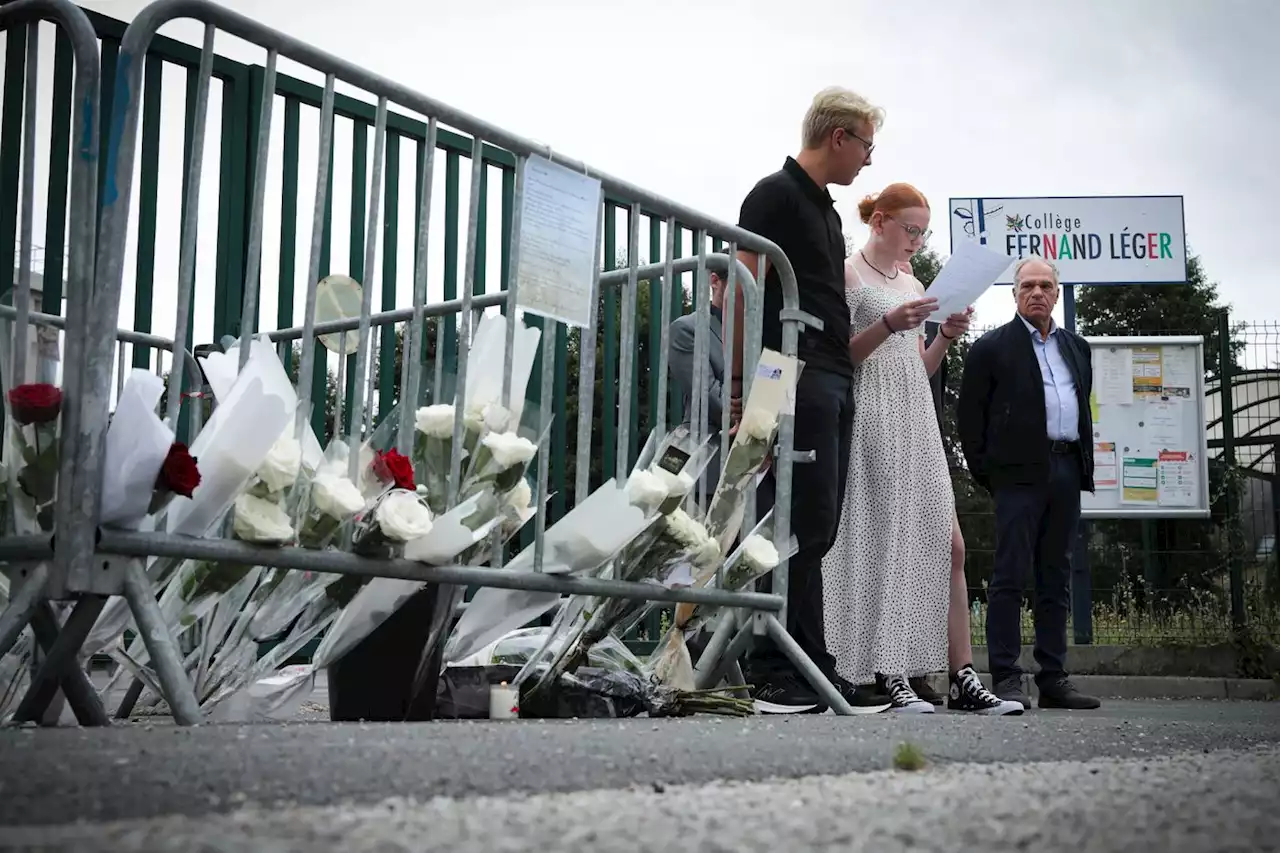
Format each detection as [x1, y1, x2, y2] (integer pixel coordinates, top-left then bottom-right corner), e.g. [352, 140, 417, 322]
[878, 673, 934, 713]
[948, 665, 1025, 716]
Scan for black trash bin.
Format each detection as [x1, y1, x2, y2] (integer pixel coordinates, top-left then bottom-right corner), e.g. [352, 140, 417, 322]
[327, 585, 444, 722]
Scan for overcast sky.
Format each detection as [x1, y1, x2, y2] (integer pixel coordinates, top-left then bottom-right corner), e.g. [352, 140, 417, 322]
[8, 0, 1278, 384]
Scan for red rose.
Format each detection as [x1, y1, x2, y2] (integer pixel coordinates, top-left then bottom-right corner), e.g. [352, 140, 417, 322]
[7, 383, 62, 425]
[374, 449, 415, 491]
[157, 442, 201, 497]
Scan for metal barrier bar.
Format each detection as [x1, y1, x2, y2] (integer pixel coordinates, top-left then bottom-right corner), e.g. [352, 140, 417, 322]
[71, 0, 824, 722]
[0, 0, 99, 599]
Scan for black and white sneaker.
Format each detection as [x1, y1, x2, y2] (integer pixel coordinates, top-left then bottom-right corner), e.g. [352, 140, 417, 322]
[948, 666, 1025, 716]
[749, 669, 828, 715]
[830, 673, 893, 715]
[881, 674, 934, 713]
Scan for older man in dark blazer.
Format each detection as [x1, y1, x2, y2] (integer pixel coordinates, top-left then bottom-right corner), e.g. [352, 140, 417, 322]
[957, 256, 1100, 711]
[667, 270, 727, 500]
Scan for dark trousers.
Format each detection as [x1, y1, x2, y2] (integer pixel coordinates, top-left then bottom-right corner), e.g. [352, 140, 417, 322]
[988, 451, 1082, 686]
[752, 368, 854, 678]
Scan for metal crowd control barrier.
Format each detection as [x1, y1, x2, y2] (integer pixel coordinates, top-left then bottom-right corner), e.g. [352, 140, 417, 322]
[0, 0, 857, 724]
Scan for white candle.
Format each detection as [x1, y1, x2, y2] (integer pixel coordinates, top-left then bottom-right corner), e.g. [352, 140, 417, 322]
[489, 682, 520, 720]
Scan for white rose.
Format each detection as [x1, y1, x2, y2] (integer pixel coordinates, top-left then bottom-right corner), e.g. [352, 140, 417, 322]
[232, 493, 295, 544]
[415, 404, 456, 439]
[625, 468, 669, 510]
[651, 466, 694, 498]
[258, 434, 303, 492]
[503, 478, 533, 512]
[311, 473, 366, 519]
[741, 534, 781, 572]
[665, 508, 720, 568]
[465, 401, 511, 434]
[481, 431, 538, 469]
[375, 490, 434, 542]
[739, 407, 777, 443]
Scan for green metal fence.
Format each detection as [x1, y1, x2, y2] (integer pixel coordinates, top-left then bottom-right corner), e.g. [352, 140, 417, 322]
[4, 8, 1278, 655]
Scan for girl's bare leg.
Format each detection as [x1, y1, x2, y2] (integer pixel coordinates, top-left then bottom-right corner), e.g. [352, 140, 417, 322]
[948, 510, 973, 672]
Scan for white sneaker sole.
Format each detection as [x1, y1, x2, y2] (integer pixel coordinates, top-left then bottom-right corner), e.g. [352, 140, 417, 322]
[891, 701, 935, 714]
[951, 700, 1025, 716]
[754, 699, 822, 715]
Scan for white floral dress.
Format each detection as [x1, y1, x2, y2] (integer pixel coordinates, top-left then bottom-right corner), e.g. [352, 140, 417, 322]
[821, 256, 954, 685]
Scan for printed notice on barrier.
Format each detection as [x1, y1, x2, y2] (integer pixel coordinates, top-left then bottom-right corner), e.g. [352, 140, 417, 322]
[514, 155, 603, 328]
[1157, 450, 1197, 507]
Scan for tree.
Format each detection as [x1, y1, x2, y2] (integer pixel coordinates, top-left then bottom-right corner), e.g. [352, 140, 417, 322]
[1076, 251, 1239, 611]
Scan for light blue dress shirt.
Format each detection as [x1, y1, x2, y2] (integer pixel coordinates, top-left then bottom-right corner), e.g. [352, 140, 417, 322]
[1019, 315, 1079, 442]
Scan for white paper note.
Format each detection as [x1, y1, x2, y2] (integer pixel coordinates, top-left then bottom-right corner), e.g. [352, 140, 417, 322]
[925, 240, 1014, 322]
[1094, 347, 1134, 405]
[1144, 400, 1182, 451]
[1161, 346, 1197, 399]
[514, 155, 603, 329]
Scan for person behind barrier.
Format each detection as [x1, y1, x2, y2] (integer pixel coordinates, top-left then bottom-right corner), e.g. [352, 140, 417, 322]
[726, 86, 891, 714]
[821, 184, 1022, 716]
[957, 256, 1101, 711]
[668, 269, 728, 501]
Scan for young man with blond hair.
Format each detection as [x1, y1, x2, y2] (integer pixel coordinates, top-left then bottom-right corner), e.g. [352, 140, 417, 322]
[728, 87, 891, 714]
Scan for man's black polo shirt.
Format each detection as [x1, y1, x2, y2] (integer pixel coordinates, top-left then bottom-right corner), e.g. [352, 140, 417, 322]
[737, 157, 850, 378]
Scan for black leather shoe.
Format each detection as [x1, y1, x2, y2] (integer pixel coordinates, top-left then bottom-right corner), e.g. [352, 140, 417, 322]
[909, 675, 945, 706]
[994, 674, 1031, 710]
[1038, 677, 1101, 710]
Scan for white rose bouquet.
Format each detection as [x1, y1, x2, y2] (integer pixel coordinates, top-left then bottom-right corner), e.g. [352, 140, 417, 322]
[412, 402, 459, 514]
[529, 506, 722, 697]
[351, 488, 435, 559]
[647, 511, 798, 693]
[702, 404, 778, 554]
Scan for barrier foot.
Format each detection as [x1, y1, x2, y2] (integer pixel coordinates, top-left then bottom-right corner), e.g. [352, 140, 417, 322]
[123, 559, 202, 726]
[694, 615, 754, 692]
[115, 677, 145, 719]
[0, 563, 46, 658]
[725, 661, 749, 699]
[14, 598, 110, 727]
[690, 610, 736, 689]
[764, 613, 855, 716]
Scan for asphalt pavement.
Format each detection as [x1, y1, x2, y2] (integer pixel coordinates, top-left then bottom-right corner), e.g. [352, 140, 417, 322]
[1, 699, 1277, 846]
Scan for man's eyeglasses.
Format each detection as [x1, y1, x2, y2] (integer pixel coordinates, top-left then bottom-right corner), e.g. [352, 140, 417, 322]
[842, 127, 875, 160]
[885, 215, 931, 244]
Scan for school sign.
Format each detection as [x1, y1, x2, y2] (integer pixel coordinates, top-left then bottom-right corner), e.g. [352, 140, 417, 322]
[948, 195, 1188, 285]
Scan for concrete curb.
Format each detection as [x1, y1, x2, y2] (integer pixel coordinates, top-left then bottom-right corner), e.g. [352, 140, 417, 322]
[923, 672, 1278, 702]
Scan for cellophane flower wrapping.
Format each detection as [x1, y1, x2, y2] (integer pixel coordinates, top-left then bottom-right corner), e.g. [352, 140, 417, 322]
[647, 511, 798, 692]
[702, 349, 801, 555]
[518, 428, 721, 696]
[442, 425, 690, 669]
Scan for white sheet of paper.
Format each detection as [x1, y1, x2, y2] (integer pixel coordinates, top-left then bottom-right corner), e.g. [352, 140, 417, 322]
[925, 240, 1014, 322]
[1094, 347, 1134, 405]
[1160, 346, 1198, 398]
[514, 155, 603, 329]
[1144, 400, 1182, 451]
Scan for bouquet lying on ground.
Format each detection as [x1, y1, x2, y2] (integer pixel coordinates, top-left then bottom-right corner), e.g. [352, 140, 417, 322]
[452, 626, 752, 718]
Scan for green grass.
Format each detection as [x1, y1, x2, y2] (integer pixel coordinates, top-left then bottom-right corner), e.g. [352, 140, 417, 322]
[893, 742, 926, 772]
